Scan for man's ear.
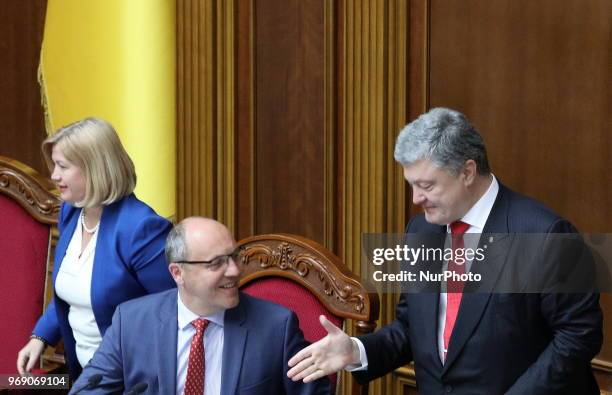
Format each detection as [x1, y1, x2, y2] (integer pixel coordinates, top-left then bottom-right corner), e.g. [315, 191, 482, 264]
[168, 263, 183, 285]
[462, 159, 478, 185]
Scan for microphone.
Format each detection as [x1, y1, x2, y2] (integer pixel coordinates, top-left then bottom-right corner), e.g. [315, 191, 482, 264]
[71, 373, 103, 394]
[126, 382, 148, 394]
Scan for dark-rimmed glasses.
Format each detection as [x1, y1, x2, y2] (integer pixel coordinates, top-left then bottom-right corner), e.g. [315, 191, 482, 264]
[175, 249, 241, 271]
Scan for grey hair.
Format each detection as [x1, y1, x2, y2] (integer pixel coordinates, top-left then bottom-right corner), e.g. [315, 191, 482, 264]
[165, 222, 189, 264]
[394, 107, 490, 175]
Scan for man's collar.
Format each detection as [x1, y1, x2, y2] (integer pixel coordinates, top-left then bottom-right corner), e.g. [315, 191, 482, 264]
[449, 174, 499, 232]
[177, 291, 225, 330]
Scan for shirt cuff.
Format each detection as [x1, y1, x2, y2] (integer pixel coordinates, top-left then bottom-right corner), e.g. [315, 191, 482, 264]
[345, 337, 368, 372]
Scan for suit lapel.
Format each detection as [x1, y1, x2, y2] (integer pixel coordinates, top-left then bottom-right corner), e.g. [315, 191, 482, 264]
[90, 204, 113, 330]
[155, 290, 179, 394]
[407, 224, 446, 371]
[220, 300, 248, 395]
[420, 291, 444, 372]
[443, 185, 512, 373]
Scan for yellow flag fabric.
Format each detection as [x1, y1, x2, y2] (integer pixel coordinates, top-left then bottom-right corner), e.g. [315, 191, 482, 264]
[39, 0, 175, 218]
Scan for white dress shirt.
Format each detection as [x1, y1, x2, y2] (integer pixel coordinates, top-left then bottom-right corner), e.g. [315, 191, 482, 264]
[55, 212, 102, 368]
[176, 294, 224, 395]
[349, 175, 499, 370]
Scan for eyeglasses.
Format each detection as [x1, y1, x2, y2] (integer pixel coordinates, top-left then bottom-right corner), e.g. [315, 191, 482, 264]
[175, 249, 241, 271]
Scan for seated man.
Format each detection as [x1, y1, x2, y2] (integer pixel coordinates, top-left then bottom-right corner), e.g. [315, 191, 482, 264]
[71, 217, 330, 395]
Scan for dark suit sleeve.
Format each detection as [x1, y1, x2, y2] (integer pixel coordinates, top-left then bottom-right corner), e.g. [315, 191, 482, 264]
[282, 313, 332, 395]
[69, 306, 126, 394]
[506, 219, 603, 394]
[351, 295, 413, 384]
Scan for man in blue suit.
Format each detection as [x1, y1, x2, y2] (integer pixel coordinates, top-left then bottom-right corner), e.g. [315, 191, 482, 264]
[288, 108, 603, 394]
[71, 217, 330, 394]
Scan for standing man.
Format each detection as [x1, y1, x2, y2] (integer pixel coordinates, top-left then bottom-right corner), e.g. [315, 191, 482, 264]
[288, 108, 602, 394]
[72, 217, 330, 394]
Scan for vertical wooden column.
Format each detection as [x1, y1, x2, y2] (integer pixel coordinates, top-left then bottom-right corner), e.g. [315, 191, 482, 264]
[392, 1, 431, 392]
[216, 0, 235, 229]
[323, 0, 337, 251]
[236, 0, 254, 239]
[339, 0, 408, 393]
[177, 0, 235, 229]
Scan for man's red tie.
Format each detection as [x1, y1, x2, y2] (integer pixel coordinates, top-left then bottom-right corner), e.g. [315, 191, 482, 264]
[443, 220, 470, 361]
[185, 318, 209, 395]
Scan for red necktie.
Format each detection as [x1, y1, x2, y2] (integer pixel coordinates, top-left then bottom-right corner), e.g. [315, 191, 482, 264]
[443, 220, 470, 361]
[184, 318, 209, 395]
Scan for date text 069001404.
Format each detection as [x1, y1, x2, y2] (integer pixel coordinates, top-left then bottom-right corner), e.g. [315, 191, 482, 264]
[0, 374, 70, 389]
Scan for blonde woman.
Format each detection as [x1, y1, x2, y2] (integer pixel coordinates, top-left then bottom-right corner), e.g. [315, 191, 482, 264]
[16, 118, 175, 379]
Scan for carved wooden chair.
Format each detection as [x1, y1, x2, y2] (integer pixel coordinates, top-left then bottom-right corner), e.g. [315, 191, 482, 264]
[0, 156, 62, 375]
[237, 234, 379, 395]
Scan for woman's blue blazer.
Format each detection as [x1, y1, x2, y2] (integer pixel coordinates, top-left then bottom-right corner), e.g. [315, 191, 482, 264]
[33, 194, 176, 378]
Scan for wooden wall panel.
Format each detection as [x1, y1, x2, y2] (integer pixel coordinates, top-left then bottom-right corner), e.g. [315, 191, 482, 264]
[253, 0, 328, 244]
[184, 0, 336, 243]
[406, 0, 430, 224]
[236, 0, 255, 239]
[394, 366, 418, 395]
[0, 0, 48, 173]
[428, 0, 611, 233]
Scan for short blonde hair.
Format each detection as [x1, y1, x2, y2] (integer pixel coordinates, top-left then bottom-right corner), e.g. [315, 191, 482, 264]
[42, 117, 136, 207]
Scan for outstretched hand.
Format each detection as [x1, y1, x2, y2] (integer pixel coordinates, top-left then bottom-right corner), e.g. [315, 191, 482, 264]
[287, 315, 360, 383]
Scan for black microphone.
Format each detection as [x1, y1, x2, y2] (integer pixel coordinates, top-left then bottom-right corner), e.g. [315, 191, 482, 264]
[126, 382, 148, 395]
[71, 373, 103, 394]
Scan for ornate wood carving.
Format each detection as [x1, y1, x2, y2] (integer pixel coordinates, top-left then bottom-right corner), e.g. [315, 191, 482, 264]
[241, 241, 366, 314]
[238, 234, 378, 323]
[0, 156, 60, 224]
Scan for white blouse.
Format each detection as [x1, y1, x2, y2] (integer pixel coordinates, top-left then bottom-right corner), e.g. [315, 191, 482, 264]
[55, 211, 102, 368]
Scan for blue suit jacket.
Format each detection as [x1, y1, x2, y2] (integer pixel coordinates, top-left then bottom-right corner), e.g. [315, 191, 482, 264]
[354, 183, 603, 394]
[71, 290, 331, 395]
[33, 194, 176, 379]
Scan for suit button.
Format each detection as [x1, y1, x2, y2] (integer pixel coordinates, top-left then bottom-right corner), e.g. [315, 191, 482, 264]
[445, 385, 453, 393]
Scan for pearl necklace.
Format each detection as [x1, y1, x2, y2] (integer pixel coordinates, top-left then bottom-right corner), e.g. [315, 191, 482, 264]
[80, 210, 100, 234]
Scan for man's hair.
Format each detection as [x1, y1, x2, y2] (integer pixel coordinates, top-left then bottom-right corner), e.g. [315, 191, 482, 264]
[394, 107, 490, 175]
[165, 222, 189, 264]
[42, 117, 137, 207]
